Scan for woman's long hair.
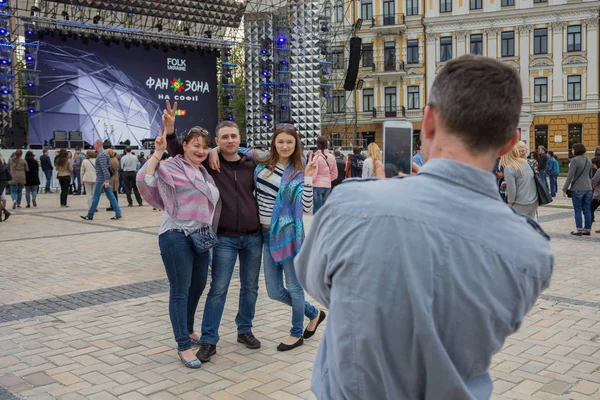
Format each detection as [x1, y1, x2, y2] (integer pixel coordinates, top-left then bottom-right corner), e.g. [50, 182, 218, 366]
[25, 151, 35, 163]
[258, 124, 304, 175]
[55, 148, 70, 169]
[366, 143, 382, 176]
[500, 141, 527, 176]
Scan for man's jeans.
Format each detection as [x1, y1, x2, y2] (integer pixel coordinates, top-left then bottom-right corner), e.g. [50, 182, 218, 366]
[313, 187, 330, 214]
[25, 186, 38, 205]
[74, 170, 82, 194]
[262, 228, 318, 338]
[43, 169, 52, 192]
[540, 170, 549, 192]
[201, 232, 263, 344]
[9, 183, 23, 205]
[572, 190, 593, 230]
[87, 181, 122, 218]
[159, 231, 210, 351]
[549, 174, 558, 197]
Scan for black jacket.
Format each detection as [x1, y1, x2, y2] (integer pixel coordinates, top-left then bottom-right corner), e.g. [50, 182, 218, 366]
[25, 159, 40, 186]
[40, 154, 53, 171]
[332, 157, 346, 188]
[167, 134, 261, 236]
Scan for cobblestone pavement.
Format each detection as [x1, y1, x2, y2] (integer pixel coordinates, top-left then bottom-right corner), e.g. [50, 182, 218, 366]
[1, 185, 600, 400]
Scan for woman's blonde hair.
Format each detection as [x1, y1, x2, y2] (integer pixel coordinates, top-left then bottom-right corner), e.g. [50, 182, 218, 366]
[500, 140, 528, 175]
[366, 143, 382, 177]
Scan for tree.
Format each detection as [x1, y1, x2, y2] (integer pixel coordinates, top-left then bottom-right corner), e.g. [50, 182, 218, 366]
[217, 44, 247, 139]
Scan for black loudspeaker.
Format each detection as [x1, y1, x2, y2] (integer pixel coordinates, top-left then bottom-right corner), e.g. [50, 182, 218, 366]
[69, 131, 82, 141]
[344, 37, 362, 91]
[29, 144, 43, 149]
[54, 130, 68, 148]
[4, 111, 27, 148]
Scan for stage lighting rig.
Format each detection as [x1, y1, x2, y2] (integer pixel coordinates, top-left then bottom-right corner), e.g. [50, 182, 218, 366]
[25, 53, 34, 63]
[26, 98, 39, 114]
[30, 6, 40, 17]
[155, 22, 163, 32]
[22, 70, 39, 88]
[61, 11, 69, 21]
[93, 14, 101, 24]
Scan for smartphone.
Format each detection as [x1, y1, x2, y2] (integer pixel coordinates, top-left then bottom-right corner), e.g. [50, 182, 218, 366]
[383, 121, 413, 177]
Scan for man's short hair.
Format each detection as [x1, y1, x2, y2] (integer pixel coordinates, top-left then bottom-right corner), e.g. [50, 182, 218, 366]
[125, 146, 132, 153]
[538, 146, 546, 152]
[334, 150, 341, 157]
[353, 146, 361, 154]
[215, 121, 240, 137]
[75, 147, 81, 151]
[548, 150, 554, 157]
[427, 55, 522, 152]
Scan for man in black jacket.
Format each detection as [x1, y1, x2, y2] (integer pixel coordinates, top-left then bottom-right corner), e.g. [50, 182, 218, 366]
[40, 149, 53, 193]
[331, 150, 346, 189]
[165, 102, 262, 363]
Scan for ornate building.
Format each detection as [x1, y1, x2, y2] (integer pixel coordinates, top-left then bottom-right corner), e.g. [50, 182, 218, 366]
[424, 0, 600, 160]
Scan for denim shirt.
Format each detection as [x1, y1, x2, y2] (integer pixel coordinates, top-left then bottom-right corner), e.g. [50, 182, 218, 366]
[295, 158, 554, 400]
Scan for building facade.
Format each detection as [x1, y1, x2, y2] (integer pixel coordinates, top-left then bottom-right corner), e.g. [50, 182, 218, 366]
[320, 0, 600, 160]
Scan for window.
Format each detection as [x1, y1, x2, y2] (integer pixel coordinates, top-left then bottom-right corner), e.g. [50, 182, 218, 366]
[332, 91, 345, 113]
[567, 25, 582, 52]
[567, 75, 581, 101]
[384, 41, 396, 70]
[383, 0, 395, 24]
[533, 28, 547, 54]
[407, 86, 420, 109]
[362, 43, 373, 67]
[407, 39, 419, 64]
[501, 31, 514, 57]
[440, 36, 452, 62]
[361, 0, 373, 20]
[385, 87, 397, 116]
[332, 46, 344, 69]
[534, 126, 548, 150]
[470, 0, 482, 10]
[470, 34, 482, 55]
[534, 78, 548, 103]
[363, 88, 374, 112]
[336, 1, 344, 22]
[324, 5, 331, 19]
[440, 0, 452, 13]
[533, 0, 547, 3]
[406, 0, 418, 16]
[501, 0, 514, 6]
[568, 124, 582, 155]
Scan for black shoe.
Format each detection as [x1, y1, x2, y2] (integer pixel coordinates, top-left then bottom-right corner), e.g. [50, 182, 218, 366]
[127, 204, 133, 207]
[80, 216, 93, 220]
[138, 203, 143, 207]
[196, 344, 216, 363]
[3, 210, 10, 221]
[106, 207, 114, 211]
[237, 333, 261, 349]
[303, 310, 326, 339]
[111, 216, 122, 220]
[26, 204, 30, 208]
[277, 338, 303, 352]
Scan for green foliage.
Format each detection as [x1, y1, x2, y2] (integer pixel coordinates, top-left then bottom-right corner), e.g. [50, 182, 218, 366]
[217, 44, 247, 139]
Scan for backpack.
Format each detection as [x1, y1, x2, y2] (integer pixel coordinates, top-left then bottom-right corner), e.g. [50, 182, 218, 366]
[555, 159, 560, 175]
[350, 155, 364, 178]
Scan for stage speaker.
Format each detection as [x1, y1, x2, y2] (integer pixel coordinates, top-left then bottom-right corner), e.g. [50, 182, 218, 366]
[343, 37, 362, 91]
[4, 111, 27, 148]
[53, 130, 68, 148]
[69, 131, 82, 141]
[29, 144, 43, 149]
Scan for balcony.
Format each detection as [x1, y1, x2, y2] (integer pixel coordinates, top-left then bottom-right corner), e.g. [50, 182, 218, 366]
[369, 14, 406, 33]
[371, 107, 406, 120]
[405, 109, 423, 119]
[565, 101, 585, 110]
[370, 59, 406, 78]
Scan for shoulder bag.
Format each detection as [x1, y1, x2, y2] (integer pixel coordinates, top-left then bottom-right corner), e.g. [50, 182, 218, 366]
[530, 165, 553, 206]
[566, 158, 590, 198]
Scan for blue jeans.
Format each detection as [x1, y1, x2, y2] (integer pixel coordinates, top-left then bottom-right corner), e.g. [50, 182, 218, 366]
[549, 174, 558, 197]
[262, 228, 318, 338]
[43, 170, 52, 192]
[159, 231, 210, 351]
[200, 233, 263, 344]
[74, 170, 82, 194]
[25, 186, 38, 205]
[572, 190, 593, 230]
[9, 184, 23, 205]
[87, 181, 122, 218]
[540, 171, 549, 192]
[313, 187, 330, 214]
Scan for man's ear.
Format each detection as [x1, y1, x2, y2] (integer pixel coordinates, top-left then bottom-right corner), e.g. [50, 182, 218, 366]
[498, 130, 520, 157]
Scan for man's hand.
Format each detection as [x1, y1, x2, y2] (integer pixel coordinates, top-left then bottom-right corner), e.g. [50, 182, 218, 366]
[162, 100, 178, 135]
[103, 182, 110, 189]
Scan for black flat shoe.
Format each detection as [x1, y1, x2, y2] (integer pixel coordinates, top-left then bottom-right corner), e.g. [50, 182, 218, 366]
[277, 337, 303, 352]
[111, 216, 122, 220]
[571, 231, 583, 236]
[303, 310, 326, 339]
[80, 216, 93, 220]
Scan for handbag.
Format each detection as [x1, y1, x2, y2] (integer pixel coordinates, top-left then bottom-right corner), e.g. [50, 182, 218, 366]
[189, 225, 219, 254]
[531, 166, 553, 206]
[566, 159, 589, 198]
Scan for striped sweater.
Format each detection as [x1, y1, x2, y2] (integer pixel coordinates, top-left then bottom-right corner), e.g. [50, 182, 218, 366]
[256, 163, 313, 225]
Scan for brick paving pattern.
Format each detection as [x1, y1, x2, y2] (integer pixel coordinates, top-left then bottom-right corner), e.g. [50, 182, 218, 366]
[1, 186, 600, 399]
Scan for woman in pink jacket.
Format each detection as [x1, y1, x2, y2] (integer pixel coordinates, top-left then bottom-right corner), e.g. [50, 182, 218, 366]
[312, 136, 338, 213]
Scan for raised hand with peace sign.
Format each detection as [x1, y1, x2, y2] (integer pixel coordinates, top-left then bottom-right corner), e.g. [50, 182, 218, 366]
[305, 153, 317, 177]
[162, 100, 178, 135]
[154, 126, 167, 154]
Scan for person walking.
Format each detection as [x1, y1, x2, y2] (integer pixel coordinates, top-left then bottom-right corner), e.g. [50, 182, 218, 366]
[81, 150, 97, 209]
[107, 149, 120, 211]
[74, 147, 86, 195]
[563, 143, 593, 236]
[211, 124, 325, 351]
[362, 143, 383, 178]
[55, 149, 73, 208]
[295, 55, 553, 400]
[331, 150, 346, 189]
[8, 149, 28, 209]
[166, 112, 263, 363]
[0, 153, 11, 221]
[40, 149, 54, 193]
[500, 141, 538, 219]
[547, 150, 559, 197]
[120, 146, 143, 207]
[137, 125, 221, 369]
[24, 151, 40, 208]
[80, 141, 122, 220]
[312, 136, 337, 214]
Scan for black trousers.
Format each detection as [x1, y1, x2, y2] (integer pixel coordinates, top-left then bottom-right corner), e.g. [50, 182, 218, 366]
[123, 171, 143, 206]
[58, 176, 70, 206]
[592, 199, 600, 224]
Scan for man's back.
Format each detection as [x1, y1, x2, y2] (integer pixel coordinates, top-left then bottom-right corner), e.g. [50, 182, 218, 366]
[295, 159, 553, 399]
[332, 158, 346, 188]
[40, 154, 52, 171]
[349, 154, 364, 177]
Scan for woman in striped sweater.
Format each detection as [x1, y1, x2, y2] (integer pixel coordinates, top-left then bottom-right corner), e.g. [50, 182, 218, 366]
[211, 124, 326, 351]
